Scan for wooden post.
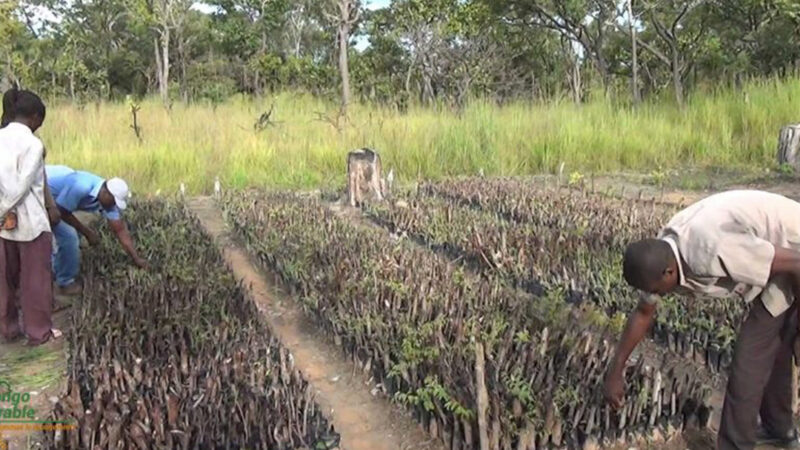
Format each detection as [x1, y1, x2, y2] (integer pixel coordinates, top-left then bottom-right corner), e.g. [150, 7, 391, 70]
[793, 365, 799, 415]
[383, 168, 395, 198]
[475, 340, 490, 450]
[777, 124, 800, 171]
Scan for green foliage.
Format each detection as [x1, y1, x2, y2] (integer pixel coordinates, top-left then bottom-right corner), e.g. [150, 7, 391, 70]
[8, 0, 800, 104]
[503, 369, 543, 425]
[514, 330, 531, 344]
[395, 376, 475, 419]
[567, 171, 584, 186]
[388, 318, 443, 378]
[649, 167, 668, 187]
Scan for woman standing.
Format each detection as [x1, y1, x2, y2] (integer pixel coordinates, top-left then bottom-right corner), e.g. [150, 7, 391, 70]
[0, 88, 56, 345]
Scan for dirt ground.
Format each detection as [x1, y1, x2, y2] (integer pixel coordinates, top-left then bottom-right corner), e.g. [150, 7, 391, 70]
[0, 295, 71, 450]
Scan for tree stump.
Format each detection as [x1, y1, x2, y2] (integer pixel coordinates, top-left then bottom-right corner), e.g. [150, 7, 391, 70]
[347, 148, 384, 207]
[777, 124, 800, 171]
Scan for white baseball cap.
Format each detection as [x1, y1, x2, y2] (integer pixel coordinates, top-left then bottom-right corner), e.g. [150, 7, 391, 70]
[106, 178, 130, 210]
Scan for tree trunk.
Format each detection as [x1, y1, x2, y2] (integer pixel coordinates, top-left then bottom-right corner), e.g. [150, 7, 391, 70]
[242, 62, 248, 93]
[594, 55, 610, 93]
[777, 124, 800, 171]
[571, 57, 582, 104]
[672, 48, 684, 107]
[628, 0, 640, 105]
[423, 73, 434, 104]
[404, 54, 416, 99]
[159, 27, 170, 105]
[154, 36, 163, 98]
[69, 70, 75, 102]
[178, 34, 188, 103]
[338, 23, 351, 111]
[257, 32, 267, 96]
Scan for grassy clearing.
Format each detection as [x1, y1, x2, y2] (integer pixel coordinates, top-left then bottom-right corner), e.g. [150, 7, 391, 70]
[0, 344, 63, 391]
[41, 77, 800, 194]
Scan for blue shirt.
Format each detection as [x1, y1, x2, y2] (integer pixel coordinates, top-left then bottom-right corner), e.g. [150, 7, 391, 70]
[45, 165, 121, 220]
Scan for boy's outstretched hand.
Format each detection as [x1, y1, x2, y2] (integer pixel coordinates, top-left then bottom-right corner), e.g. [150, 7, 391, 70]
[134, 257, 150, 271]
[603, 369, 625, 409]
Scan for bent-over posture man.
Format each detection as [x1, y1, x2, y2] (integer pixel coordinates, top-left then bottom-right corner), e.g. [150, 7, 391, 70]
[46, 165, 147, 295]
[605, 190, 800, 449]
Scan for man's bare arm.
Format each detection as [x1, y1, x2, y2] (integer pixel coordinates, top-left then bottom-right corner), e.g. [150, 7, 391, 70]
[58, 207, 99, 245]
[108, 219, 148, 269]
[43, 173, 60, 226]
[771, 247, 800, 287]
[604, 300, 657, 408]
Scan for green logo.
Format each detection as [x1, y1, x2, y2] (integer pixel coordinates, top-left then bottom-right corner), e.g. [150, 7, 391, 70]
[0, 378, 36, 420]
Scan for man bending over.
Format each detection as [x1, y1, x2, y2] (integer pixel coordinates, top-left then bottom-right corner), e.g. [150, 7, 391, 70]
[605, 190, 800, 449]
[46, 165, 147, 295]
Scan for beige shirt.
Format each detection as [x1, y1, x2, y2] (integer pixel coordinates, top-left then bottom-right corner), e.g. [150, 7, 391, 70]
[657, 190, 800, 317]
[0, 122, 50, 242]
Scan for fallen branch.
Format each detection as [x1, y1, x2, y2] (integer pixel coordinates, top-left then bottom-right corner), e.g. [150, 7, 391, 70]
[128, 97, 143, 143]
[254, 103, 279, 132]
[474, 340, 489, 450]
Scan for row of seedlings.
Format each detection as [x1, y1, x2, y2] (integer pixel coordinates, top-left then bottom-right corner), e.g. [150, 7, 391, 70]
[411, 179, 748, 373]
[422, 177, 673, 241]
[47, 200, 338, 449]
[222, 190, 713, 449]
[367, 192, 740, 373]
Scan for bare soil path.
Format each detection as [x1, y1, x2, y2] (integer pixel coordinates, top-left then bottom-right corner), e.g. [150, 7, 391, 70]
[578, 173, 800, 206]
[189, 197, 441, 450]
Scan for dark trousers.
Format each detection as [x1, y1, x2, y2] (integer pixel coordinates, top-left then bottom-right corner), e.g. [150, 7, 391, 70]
[0, 233, 54, 345]
[718, 299, 796, 449]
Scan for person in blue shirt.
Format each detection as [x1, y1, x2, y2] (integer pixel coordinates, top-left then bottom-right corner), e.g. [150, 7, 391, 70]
[46, 165, 148, 295]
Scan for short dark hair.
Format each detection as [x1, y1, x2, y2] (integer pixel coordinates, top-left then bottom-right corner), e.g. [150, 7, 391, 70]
[623, 239, 675, 290]
[1, 87, 46, 128]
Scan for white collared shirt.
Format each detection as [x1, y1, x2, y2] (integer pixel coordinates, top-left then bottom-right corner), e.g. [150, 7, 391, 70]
[656, 190, 800, 317]
[0, 122, 50, 242]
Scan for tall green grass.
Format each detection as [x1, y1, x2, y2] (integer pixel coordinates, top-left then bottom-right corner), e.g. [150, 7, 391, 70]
[40, 77, 800, 194]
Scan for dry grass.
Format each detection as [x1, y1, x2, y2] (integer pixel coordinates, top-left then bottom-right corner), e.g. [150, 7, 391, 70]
[40, 77, 799, 194]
